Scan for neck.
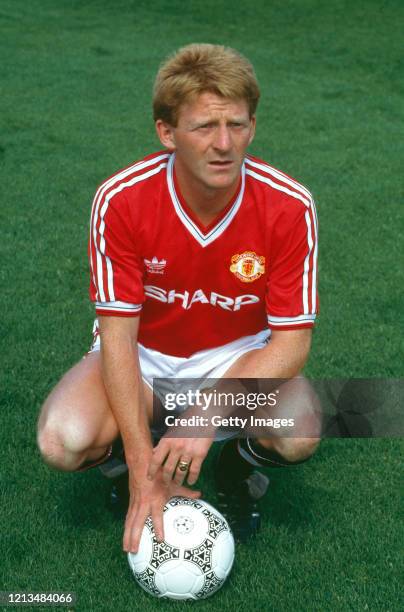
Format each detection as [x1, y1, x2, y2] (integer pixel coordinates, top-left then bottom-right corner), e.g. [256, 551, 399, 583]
[174, 160, 241, 224]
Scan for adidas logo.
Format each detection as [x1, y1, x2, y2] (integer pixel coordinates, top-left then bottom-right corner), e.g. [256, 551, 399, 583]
[144, 256, 167, 274]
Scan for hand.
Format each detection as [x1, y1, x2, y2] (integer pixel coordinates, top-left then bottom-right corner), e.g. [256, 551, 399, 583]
[147, 436, 214, 487]
[124, 465, 201, 553]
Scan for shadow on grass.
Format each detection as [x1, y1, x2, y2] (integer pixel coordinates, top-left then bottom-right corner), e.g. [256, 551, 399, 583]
[261, 468, 322, 530]
[51, 471, 112, 528]
[250, 444, 336, 534]
[45, 443, 337, 537]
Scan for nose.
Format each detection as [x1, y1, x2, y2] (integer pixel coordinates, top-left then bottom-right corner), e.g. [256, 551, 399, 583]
[213, 125, 232, 152]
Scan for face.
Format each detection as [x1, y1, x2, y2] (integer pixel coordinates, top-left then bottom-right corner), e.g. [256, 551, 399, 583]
[156, 92, 256, 194]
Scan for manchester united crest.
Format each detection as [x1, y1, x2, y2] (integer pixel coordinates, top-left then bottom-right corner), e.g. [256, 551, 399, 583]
[230, 251, 265, 282]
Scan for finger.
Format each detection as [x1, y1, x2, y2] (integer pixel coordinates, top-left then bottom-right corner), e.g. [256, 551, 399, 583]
[123, 500, 138, 551]
[187, 457, 203, 486]
[162, 452, 181, 483]
[147, 443, 169, 480]
[174, 457, 192, 485]
[151, 506, 165, 543]
[125, 506, 149, 554]
[177, 484, 201, 499]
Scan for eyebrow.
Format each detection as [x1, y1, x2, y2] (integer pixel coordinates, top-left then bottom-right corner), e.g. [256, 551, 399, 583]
[189, 117, 249, 128]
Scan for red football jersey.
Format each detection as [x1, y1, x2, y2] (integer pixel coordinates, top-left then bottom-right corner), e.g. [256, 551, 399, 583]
[89, 151, 318, 357]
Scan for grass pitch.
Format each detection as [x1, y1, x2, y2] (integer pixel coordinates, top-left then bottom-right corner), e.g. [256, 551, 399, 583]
[1, 1, 403, 610]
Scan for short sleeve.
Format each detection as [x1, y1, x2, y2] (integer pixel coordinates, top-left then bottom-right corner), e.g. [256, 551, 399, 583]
[89, 188, 144, 317]
[266, 200, 318, 330]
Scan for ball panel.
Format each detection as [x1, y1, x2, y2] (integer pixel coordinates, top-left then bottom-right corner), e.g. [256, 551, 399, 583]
[196, 571, 224, 599]
[150, 539, 180, 570]
[127, 523, 153, 573]
[155, 559, 204, 598]
[211, 530, 235, 577]
[164, 499, 210, 549]
[184, 538, 214, 573]
[132, 567, 160, 597]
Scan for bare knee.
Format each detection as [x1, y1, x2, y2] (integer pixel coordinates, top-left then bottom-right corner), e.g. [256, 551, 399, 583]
[37, 401, 94, 471]
[37, 354, 117, 470]
[273, 436, 320, 463]
[37, 423, 67, 470]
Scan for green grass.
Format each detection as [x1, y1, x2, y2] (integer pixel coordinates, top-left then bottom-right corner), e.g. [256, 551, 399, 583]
[1, 0, 403, 610]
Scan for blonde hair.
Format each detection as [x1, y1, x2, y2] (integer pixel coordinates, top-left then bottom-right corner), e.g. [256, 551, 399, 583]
[153, 43, 260, 126]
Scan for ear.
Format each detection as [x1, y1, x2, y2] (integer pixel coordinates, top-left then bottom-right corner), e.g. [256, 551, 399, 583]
[155, 119, 176, 150]
[248, 115, 256, 145]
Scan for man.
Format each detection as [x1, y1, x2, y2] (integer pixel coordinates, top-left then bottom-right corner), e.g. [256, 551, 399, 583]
[37, 44, 320, 551]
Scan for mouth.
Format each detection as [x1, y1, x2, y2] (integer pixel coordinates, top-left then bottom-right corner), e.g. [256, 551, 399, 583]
[208, 160, 234, 168]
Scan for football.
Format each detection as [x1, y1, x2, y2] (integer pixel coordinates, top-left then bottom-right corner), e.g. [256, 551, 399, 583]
[128, 496, 235, 600]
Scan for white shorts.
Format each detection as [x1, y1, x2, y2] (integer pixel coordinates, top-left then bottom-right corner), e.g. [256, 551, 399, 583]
[90, 323, 270, 387]
[90, 324, 270, 439]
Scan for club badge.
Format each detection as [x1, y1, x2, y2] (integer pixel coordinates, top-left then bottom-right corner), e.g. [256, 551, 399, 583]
[230, 251, 265, 282]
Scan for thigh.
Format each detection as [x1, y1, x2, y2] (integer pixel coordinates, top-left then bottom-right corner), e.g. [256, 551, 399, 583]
[247, 376, 322, 458]
[266, 376, 322, 432]
[38, 351, 154, 449]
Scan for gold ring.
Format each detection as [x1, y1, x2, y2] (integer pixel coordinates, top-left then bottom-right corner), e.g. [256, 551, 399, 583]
[178, 460, 190, 472]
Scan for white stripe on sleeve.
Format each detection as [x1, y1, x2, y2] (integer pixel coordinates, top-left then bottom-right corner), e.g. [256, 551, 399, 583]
[95, 301, 142, 314]
[91, 158, 168, 303]
[267, 314, 316, 326]
[90, 153, 170, 301]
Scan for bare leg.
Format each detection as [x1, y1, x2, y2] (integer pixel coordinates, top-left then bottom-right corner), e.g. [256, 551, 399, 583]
[221, 358, 321, 462]
[254, 377, 321, 461]
[37, 351, 153, 472]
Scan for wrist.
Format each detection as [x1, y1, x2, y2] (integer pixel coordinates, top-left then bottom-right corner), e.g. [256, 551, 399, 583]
[124, 440, 153, 470]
